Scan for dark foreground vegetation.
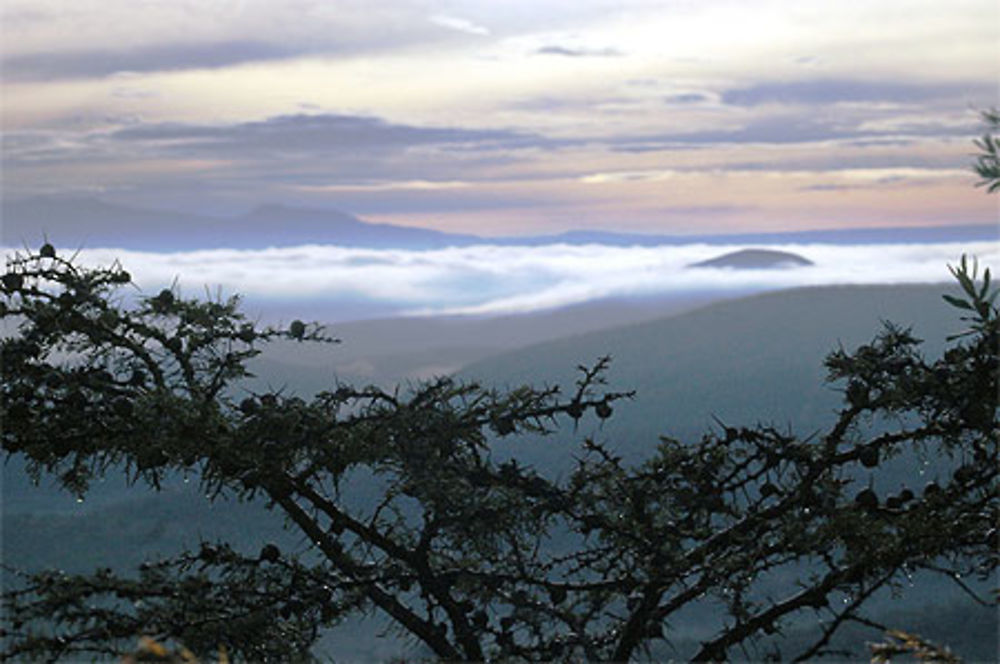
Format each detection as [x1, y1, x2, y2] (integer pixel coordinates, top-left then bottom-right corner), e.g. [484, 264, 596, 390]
[1, 114, 998, 662]
[2, 250, 997, 662]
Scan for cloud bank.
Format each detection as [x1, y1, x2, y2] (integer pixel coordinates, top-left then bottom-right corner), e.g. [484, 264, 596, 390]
[13, 241, 994, 319]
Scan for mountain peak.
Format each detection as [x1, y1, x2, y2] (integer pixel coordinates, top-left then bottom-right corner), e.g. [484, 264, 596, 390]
[688, 248, 813, 270]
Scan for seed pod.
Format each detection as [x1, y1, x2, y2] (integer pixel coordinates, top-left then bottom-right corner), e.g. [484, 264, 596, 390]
[2, 272, 24, 292]
[239, 398, 259, 415]
[854, 488, 878, 511]
[152, 289, 174, 311]
[595, 400, 613, 419]
[566, 402, 584, 420]
[953, 466, 976, 484]
[259, 543, 281, 563]
[898, 488, 915, 503]
[111, 397, 133, 417]
[289, 320, 306, 339]
[858, 446, 879, 468]
[39, 243, 56, 258]
[493, 417, 515, 436]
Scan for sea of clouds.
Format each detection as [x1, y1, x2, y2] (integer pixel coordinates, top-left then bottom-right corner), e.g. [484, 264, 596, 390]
[6, 241, 997, 319]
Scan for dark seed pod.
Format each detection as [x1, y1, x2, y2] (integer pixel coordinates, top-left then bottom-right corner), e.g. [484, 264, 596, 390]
[858, 446, 879, 468]
[2, 272, 24, 292]
[111, 397, 133, 417]
[39, 243, 56, 258]
[953, 466, 976, 484]
[493, 417, 515, 436]
[595, 400, 613, 419]
[289, 320, 306, 340]
[239, 398, 259, 415]
[259, 543, 281, 563]
[898, 488, 915, 503]
[923, 481, 941, 498]
[854, 488, 878, 511]
[566, 402, 584, 420]
[152, 289, 174, 311]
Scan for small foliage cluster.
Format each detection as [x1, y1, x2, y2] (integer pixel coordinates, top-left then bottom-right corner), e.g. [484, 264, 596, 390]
[973, 108, 1000, 193]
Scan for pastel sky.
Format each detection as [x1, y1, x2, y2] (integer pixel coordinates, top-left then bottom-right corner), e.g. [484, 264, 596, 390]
[2, 1, 997, 236]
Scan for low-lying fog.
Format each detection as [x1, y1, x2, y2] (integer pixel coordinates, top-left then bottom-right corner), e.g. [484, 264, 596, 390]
[12, 241, 995, 322]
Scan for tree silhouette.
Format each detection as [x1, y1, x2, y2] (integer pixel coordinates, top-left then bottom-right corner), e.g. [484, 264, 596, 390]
[2, 247, 996, 662]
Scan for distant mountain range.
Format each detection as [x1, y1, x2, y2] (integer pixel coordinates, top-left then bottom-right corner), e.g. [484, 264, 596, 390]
[2, 196, 995, 251]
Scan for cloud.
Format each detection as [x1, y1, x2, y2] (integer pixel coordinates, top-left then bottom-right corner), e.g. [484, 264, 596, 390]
[721, 79, 990, 107]
[107, 113, 542, 157]
[429, 14, 490, 36]
[609, 111, 979, 152]
[2, 40, 303, 81]
[16, 241, 995, 319]
[664, 93, 712, 104]
[534, 45, 623, 57]
[612, 116, 869, 150]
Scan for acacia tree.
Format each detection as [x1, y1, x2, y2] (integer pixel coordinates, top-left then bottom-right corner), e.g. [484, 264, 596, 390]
[1, 249, 996, 662]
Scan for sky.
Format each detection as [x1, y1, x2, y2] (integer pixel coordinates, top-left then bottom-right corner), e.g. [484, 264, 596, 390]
[2, 0, 998, 237]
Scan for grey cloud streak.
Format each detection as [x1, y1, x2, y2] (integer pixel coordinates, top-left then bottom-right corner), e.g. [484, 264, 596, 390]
[534, 45, 624, 57]
[612, 114, 978, 152]
[721, 79, 992, 107]
[2, 40, 307, 81]
[108, 114, 545, 156]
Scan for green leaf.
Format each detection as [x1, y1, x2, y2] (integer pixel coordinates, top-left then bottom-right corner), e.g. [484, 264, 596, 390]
[942, 294, 974, 311]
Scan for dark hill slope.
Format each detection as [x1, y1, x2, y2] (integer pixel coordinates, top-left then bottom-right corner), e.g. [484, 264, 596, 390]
[460, 282, 959, 466]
